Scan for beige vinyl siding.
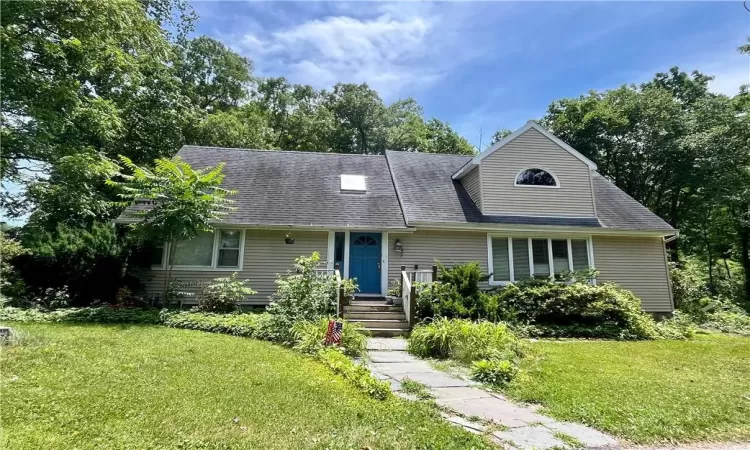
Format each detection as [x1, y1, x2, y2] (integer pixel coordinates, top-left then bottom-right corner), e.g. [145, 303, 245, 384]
[461, 166, 482, 210]
[480, 128, 595, 217]
[143, 229, 329, 305]
[593, 235, 673, 312]
[387, 230, 488, 286]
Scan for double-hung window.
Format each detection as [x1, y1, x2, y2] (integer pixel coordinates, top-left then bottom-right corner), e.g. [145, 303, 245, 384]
[159, 229, 244, 270]
[488, 235, 591, 285]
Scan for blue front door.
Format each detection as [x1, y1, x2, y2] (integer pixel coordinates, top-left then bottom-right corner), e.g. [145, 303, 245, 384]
[349, 233, 381, 294]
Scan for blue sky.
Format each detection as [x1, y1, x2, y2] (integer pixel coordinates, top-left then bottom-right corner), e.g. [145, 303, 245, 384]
[193, 0, 750, 147]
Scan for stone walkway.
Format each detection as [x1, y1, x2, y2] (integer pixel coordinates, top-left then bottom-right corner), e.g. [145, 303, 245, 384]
[366, 338, 620, 450]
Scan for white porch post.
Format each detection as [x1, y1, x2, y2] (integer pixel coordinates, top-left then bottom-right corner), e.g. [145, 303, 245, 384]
[343, 231, 350, 279]
[381, 231, 389, 295]
[326, 231, 335, 271]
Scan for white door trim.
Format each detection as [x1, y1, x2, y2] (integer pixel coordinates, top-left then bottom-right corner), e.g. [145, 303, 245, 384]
[381, 231, 389, 296]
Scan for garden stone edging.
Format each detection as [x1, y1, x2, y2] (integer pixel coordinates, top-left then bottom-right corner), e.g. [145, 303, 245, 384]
[365, 338, 621, 450]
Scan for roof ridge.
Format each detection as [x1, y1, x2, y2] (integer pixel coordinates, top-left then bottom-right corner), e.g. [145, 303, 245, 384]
[180, 145, 385, 157]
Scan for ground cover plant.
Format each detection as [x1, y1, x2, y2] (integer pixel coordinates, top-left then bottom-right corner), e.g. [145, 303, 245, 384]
[504, 334, 750, 444]
[0, 323, 492, 450]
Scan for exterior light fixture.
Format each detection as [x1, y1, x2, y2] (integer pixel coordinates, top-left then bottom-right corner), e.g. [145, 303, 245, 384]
[394, 239, 403, 253]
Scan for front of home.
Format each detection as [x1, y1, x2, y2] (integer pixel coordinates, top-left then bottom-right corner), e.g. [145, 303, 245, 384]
[118, 121, 676, 314]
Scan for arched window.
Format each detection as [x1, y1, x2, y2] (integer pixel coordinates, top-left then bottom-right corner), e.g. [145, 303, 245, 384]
[515, 168, 559, 187]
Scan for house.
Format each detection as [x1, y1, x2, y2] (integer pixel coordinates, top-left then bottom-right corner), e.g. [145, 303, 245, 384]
[118, 121, 676, 330]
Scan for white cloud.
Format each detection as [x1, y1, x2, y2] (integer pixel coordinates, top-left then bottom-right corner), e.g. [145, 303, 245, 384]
[707, 59, 750, 96]
[238, 11, 441, 98]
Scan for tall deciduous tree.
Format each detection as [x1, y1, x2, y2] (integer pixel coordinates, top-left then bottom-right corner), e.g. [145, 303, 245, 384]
[176, 36, 253, 111]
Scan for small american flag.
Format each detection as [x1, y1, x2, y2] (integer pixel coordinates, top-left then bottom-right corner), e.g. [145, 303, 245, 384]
[324, 320, 344, 345]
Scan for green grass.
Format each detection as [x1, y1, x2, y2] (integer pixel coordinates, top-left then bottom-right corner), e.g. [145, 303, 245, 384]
[1, 323, 492, 449]
[505, 334, 750, 444]
[400, 378, 435, 400]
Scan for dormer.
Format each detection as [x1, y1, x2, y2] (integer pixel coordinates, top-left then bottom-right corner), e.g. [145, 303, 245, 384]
[454, 121, 597, 218]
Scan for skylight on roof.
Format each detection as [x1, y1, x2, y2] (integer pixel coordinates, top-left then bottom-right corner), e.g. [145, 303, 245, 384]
[340, 174, 366, 192]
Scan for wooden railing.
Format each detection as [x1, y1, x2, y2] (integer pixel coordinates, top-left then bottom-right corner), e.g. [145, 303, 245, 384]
[400, 265, 438, 330]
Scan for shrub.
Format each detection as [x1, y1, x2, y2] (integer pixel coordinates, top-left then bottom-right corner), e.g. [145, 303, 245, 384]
[470, 359, 518, 386]
[492, 281, 661, 340]
[415, 282, 467, 320]
[197, 274, 256, 313]
[437, 261, 486, 299]
[671, 294, 750, 336]
[292, 318, 369, 357]
[655, 312, 697, 340]
[317, 349, 391, 400]
[267, 252, 339, 322]
[701, 310, 750, 336]
[0, 306, 161, 324]
[408, 317, 523, 364]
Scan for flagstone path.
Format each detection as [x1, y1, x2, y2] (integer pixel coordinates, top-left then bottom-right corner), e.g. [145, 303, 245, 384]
[366, 338, 620, 450]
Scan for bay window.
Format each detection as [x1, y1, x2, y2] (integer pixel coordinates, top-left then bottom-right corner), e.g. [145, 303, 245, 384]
[157, 229, 244, 270]
[488, 235, 592, 285]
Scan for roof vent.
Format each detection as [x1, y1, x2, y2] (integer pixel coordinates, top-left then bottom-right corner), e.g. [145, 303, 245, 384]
[340, 174, 366, 193]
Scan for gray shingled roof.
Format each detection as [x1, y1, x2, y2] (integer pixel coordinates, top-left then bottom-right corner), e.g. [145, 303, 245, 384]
[592, 173, 674, 231]
[385, 150, 674, 232]
[117, 145, 674, 233]
[120, 146, 408, 229]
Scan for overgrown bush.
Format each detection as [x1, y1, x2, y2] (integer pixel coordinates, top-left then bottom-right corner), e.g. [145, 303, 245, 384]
[671, 257, 746, 310]
[408, 317, 523, 363]
[317, 349, 391, 400]
[655, 312, 698, 339]
[488, 280, 663, 340]
[267, 252, 338, 322]
[0, 306, 161, 324]
[437, 261, 486, 299]
[197, 274, 256, 313]
[292, 317, 369, 357]
[470, 358, 518, 386]
[8, 222, 146, 307]
[668, 288, 750, 336]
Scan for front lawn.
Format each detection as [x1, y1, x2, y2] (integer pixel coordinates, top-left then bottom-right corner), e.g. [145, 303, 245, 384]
[1, 323, 491, 449]
[505, 334, 750, 445]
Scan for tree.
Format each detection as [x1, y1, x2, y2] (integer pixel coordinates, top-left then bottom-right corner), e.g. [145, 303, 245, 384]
[255, 78, 335, 151]
[325, 83, 390, 154]
[542, 66, 750, 305]
[107, 156, 237, 300]
[189, 106, 274, 149]
[176, 36, 253, 111]
[0, 0, 188, 221]
[488, 128, 513, 147]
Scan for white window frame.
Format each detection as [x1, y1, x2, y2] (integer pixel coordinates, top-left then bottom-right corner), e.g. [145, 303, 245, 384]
[487, 234, 593, 286]
[154, 229, 245, 271]
[514, 168, 561, 189]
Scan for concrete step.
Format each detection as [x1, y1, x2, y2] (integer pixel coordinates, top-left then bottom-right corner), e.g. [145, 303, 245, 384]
[345, 304, 403, 313]
[349, 300, 390, 307]
[368, 327, 409, 337]
[345, 311, 406, 321]
[350, 319, 408, 329]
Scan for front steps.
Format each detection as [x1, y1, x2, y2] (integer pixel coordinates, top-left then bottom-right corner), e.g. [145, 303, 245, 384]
[344, 299, 409, 337]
